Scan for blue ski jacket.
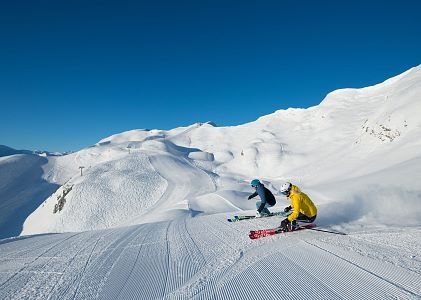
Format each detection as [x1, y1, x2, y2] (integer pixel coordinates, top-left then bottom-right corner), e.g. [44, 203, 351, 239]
[248, 183, 276, 213]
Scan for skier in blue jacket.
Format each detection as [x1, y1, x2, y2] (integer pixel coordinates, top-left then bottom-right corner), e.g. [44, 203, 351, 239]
[248, 179, 277, 217]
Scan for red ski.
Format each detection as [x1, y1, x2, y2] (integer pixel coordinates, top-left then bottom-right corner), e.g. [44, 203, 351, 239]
[249, 223, 316, 240]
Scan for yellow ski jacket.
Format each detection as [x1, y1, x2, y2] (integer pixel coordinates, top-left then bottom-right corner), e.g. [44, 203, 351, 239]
[287, 185, 317, 222]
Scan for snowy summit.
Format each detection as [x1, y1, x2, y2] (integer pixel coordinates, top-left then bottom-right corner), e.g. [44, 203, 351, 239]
[1, 66, 421, 299]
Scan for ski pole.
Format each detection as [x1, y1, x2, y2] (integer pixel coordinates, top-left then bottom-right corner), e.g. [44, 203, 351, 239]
[308, 227, 347, 235]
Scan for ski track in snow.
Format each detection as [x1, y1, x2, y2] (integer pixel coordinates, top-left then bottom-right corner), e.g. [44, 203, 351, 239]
[1, 216, 420, 300]
[126, 152, 217, 225]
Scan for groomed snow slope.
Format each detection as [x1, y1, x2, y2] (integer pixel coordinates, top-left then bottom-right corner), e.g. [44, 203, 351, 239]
[1, 215, 421, 299]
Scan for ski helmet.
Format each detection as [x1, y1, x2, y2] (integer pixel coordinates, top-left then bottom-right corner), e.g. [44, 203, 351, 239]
[280, 182, 292, 196]
[250, 179, 260, 187]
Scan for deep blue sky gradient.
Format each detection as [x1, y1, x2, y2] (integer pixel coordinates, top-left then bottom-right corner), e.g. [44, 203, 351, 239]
[1, 0, 420, 151]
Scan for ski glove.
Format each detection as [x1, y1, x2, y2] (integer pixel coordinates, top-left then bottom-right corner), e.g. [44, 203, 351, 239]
[284, 205, 292, 213]
[247, 195, 253, 200]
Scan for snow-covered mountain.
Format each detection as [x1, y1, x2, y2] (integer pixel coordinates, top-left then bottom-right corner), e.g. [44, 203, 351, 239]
[1, 65, 421, 299]
[0, 145, 69, 158]
[17, 64, 421, 236]
[0, 145, 33, 157]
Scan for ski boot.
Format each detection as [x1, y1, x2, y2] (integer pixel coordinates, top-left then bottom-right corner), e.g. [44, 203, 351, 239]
[291, 220, 299, 231]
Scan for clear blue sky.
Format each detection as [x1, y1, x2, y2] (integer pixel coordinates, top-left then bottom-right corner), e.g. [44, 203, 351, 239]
[1, 0, 420, 152]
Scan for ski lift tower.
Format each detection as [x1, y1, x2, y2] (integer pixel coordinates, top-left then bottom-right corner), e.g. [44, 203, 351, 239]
[79, 166, 85, 176]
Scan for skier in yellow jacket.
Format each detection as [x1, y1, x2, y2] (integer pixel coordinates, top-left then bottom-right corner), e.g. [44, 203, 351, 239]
[279, 182, 317, 231]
